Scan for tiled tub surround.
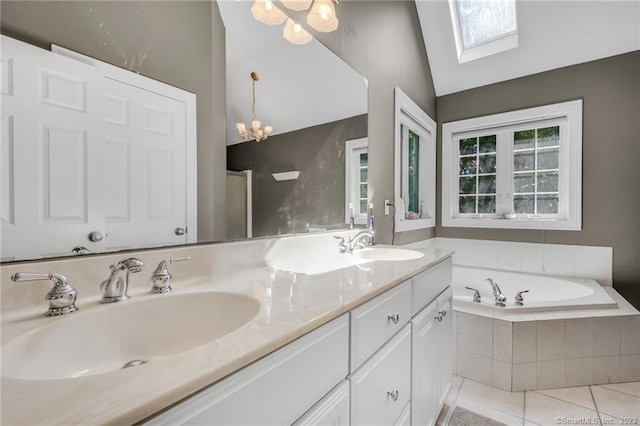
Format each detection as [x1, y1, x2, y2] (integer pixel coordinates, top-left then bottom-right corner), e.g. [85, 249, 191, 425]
[407, 237, 613, 286]
[0, 231, 452, 425]
[452, 299, 640, 392]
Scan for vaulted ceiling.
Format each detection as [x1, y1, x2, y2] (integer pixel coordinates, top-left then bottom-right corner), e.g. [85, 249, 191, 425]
[416, 0, 640, 96]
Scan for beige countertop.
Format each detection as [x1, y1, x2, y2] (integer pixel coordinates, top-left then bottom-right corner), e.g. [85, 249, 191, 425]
[1, 247, 451, 425]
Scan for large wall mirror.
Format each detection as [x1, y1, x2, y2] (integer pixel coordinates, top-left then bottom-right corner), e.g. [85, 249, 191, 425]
[0, 0, 368, 262]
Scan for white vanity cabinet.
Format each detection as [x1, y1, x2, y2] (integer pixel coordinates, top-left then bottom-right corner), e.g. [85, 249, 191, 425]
[146, 315, 349, 425]
[410, 260, 453, 426]
[144, 257, 453, 426]
[350, 324, 412, 425]
[293, 381, 350, 426]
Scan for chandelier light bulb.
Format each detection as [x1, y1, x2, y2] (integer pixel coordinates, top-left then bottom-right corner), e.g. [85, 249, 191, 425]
[283, 18, 313, 45]
[251, 0, 286, 25]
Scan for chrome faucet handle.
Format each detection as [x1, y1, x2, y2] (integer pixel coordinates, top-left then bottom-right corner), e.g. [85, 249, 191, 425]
[150, 257, 192, 294]
[11, 273, 78, 316]
[464, 286, 481, 303]
[333, 235, 349, 253]
[515, 290, 529, 306]
[100, 257, 144, 303]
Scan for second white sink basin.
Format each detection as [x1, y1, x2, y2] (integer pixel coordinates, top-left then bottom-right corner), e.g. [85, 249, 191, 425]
[2, 292, 260, 381]
[352, 248, 424, 261]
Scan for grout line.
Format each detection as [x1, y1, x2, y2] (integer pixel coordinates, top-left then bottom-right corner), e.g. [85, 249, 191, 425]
[522, 391, 527, 426]
[598, 382, 640, 399]
[588, 385, 603, 425]
[530, 388, 597, 411]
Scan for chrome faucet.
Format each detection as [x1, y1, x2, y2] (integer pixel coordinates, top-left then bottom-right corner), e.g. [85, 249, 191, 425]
[99, 258, 144, 303]
[150, 257, 192, 294]
[348, 229, 375, 252]
[334, 235, 349, 253]
[11, 272, 78, 316]
[485, 278, 507, 307]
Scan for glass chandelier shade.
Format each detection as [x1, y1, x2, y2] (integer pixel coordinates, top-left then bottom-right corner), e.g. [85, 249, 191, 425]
[307, 0, 339, 33]
[283, 18, 312, 45]
[280, 0, 313, 11]
[251, 0, 287, 25]
[236, 72, 273, 142]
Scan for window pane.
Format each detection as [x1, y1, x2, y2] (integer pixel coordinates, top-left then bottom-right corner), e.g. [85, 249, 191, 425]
[537, 171, 559, 193]
[360, 184, 367, 199]
[478, 196, 495, 213]
[359, 152, 368, 166]
[459, 157, 477, 175]
[537, 194, 558, 214]
[459, 176, 476, 194]
[360, 168, 368, 182]
[537, 126, 559, 148]
[456, 0, 517, 48]
[514, 173, 535, 193]
[514, 130, 535, 150]
[408, 131, 420, 213]
[514, 195, 534, 214]
[479, 135, 496, 153]
[478, 175, 496, 194]
[459, 196, 476, 213]
[514, 152, 534, 171]
[360, 200, 368, 214]
[538, 149, 559, 170]
[460, 138, 477, 155]
[478, 154, 496, 174]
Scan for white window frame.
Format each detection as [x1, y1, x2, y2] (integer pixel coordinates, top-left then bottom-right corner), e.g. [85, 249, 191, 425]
[345, 137, 368, 225]
[448, 0, 519, 64]
[442, 100, 582, 230]
[394, 88, 436, 232]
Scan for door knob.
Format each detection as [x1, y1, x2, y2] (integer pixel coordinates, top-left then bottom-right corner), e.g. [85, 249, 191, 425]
[88, 231, 104, 242]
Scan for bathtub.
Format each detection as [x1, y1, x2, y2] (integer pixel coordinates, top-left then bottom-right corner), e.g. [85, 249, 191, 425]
[452, 266, 618, 314]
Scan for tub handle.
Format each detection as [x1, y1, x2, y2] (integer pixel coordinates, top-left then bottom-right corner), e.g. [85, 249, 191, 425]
[464, 286, 481, 303]
[515, 290, 529, 306]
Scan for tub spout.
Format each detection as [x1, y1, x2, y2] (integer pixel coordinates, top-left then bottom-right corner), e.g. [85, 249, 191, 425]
[485, 278, 507, 307]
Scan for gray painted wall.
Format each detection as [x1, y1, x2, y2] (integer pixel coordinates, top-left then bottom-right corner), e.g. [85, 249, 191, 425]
[227, 114, 367, 237]
[0, 0, 227, 242]
[436, 51, 640, 307]
[285, 1, 438, 245]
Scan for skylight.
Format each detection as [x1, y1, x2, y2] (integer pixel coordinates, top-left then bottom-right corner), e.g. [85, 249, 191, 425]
[449, 0, 519, 63]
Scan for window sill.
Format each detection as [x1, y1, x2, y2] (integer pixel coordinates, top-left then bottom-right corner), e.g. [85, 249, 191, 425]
[395, 217, 435, 232]
[442, 216, 581, 231]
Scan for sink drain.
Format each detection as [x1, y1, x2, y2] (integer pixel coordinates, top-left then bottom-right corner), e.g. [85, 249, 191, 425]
[122, 359, 148, 369]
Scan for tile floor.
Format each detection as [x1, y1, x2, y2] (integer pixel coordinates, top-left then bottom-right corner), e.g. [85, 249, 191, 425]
[438, 375, 640, 426]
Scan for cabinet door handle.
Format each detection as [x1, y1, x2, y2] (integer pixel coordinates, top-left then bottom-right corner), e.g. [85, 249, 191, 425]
[387, 389, 399, 401]
[434, 313, 444, 322]
[387, 313, 400, 324]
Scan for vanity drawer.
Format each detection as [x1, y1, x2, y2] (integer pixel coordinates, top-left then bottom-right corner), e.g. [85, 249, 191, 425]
[412, 257, 452, 315]
[293, 380, 349, 426]
[350, 324, 411, 426]
[146, 314, 349, 425]
[350, 280, 411, 371]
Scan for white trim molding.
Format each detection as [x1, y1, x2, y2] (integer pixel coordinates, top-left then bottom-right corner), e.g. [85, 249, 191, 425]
[442, 100, 583, 231]
[394, 88, 436, 232]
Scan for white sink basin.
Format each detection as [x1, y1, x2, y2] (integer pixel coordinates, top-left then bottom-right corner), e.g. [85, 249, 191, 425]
[2, 292, 260, 381]
[352, 248, 424, 261]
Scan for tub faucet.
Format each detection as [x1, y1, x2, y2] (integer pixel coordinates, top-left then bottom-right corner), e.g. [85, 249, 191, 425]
[485, 278, 507, 307]
[348, 229, 375, 252]
[100, 258, 144, 303]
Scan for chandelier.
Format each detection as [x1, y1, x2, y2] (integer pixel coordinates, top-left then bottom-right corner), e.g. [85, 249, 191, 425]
[252, 0, 340, 46]
[236, 72, 273, 142]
